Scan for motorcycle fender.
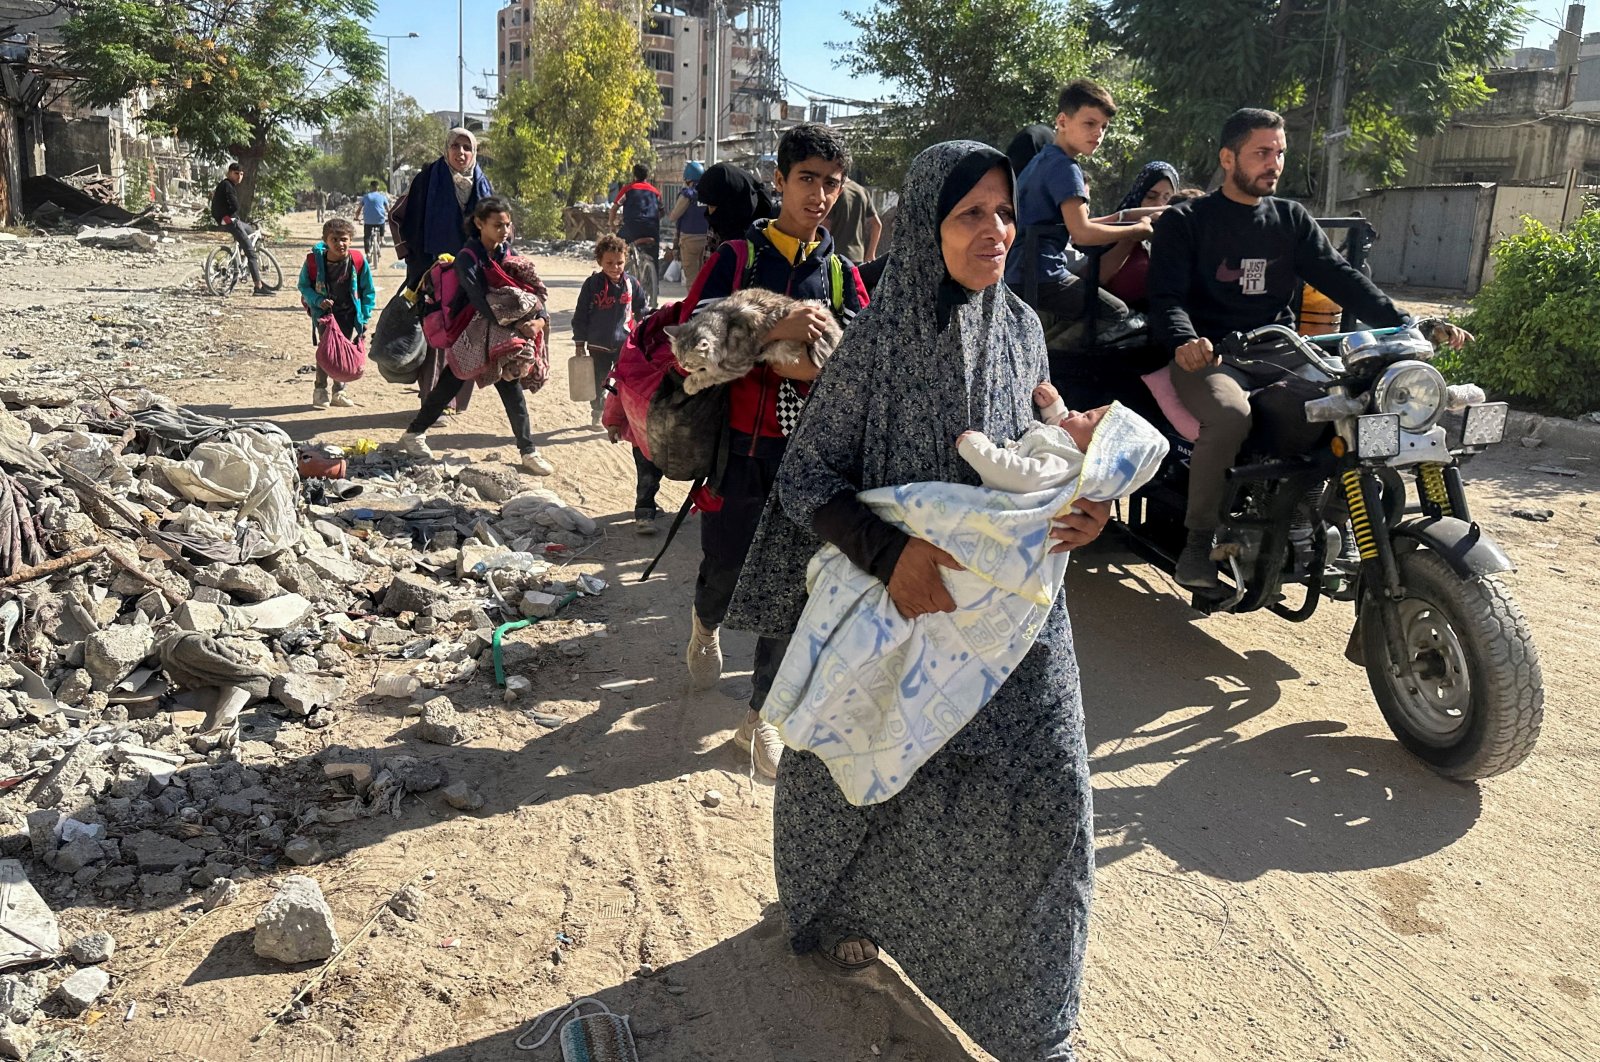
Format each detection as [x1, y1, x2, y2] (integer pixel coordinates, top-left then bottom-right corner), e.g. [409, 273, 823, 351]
[1392, 516, 1513, 578]
[1346, 518, 1511, 667]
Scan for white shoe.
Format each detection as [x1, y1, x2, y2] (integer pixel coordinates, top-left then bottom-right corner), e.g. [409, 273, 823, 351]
[330, 390, 356, 407]
[397, 431, 434, 459]
[733, 714, 783, 780]
[686, 610, 722, 690]
[311, 387, 329, 409]
[520, 449, 555, 476]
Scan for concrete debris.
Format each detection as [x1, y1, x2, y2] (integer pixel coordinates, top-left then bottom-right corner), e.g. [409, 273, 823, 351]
[388, 883, 426, 921]
[0, 363, 609, 945]
[51, 965, 110, 1015]
[416, 698, 472, 745]
[68, 930, 116, 965]
[0, 1017, 37, 1060]
[441, 781, 484, 811]
[202, 878, 240, 912]
[254, 875, 340, 964]
[0, 972, 47, 1023]
[76, 226, 156, 253]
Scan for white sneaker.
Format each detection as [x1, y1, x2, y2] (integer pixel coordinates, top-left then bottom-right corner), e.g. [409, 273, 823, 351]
[733, 714, 784, 780]
[311, 387, 329, 409]
[686, 609, 722, 690]
[396, 431, 434, 459]
[520, 449, 555, 476]
[330, 390, 356, 407]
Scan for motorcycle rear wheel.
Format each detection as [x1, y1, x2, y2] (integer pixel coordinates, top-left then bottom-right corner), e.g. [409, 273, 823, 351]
[1361, 549, 1542, 780]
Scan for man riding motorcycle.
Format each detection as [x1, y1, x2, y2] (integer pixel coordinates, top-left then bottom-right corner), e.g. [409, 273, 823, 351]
[1147, 107, 1469, 591]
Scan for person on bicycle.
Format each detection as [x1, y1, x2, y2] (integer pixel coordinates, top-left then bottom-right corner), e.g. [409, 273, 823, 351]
[357, 180, 390, 261]
[1147, 107, 1471, 591]
[210, 163, 270, 297]
[609, 163, 663, 301]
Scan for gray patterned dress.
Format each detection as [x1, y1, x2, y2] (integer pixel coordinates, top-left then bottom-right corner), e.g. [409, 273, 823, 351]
[725, 142, 1092, 1061]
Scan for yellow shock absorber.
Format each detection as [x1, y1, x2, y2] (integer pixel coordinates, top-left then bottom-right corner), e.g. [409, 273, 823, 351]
[1419, 463, 1452, 517]
[1341, 469, 1379, 561]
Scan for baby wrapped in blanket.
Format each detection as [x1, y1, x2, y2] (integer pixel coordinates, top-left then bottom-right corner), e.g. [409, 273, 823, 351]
[450, 254, 548, 384]
[762, 382, 1169, 805]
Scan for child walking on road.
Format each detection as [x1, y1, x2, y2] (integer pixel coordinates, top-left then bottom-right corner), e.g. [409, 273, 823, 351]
[572, 234, 648, 428]
[297, 217, 376, 408]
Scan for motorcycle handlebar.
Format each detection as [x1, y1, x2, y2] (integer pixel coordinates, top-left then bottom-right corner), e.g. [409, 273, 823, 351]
[1224, 324, 1346, 377]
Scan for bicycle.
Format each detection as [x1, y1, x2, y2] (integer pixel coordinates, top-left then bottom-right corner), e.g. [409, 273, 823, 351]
[202, 226, 283, 296]
[626, 236, 658, 311]
[363, 223, 384, 270]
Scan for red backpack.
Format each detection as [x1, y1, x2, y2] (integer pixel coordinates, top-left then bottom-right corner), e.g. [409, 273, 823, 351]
[417, 244, 509, 349]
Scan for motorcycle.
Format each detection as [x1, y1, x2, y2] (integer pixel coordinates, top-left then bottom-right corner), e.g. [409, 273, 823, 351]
[1060, 321, 1543, 781]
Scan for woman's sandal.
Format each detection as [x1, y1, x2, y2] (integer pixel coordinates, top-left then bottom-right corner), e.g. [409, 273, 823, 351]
[821, 937, 881, 974]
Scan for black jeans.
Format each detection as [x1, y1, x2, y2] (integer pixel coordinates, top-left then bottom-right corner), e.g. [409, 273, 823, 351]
[633, 446, 662, 512]
[407, 367, 536, 454]
[695, 448, 787, 711]
[224, 219, 263, 288]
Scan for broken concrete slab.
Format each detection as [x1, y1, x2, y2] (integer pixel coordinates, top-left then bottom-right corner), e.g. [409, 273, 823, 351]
[383, 573, 451, 616]
[254, 875, 340, 964]
[269, 673, 344, 718]
[67, 931, 115, 965]
[0, 971, 47, 1023]
[75, 226, 155, 252]
[237, 593, 312, 634]
[416, 698, 471, 746]
[84, 624, 155, 691]
[120, 830, 205, 872]
[442, 781, 484, 811]
[0, 861, 60, 969]
[51, 966, 109, 1015]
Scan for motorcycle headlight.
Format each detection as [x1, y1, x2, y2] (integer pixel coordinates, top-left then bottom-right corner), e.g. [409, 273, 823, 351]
[1371, 360, 1447, 431]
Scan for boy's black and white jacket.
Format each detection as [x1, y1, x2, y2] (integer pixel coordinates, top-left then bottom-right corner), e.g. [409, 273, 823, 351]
[572, 272, 649, 353]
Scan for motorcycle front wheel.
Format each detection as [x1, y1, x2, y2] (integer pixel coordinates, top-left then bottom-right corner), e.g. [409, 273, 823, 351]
[1361, 548, 1543, 780]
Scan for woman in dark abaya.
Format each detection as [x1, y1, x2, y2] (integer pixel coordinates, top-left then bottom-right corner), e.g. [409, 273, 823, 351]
[399, 127, 494, 414]
[692, 162, 774, 256]
[724, 141, 1110, 1061]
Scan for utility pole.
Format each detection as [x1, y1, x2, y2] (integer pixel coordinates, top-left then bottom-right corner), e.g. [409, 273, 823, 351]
[705, 2, 721, 165]
[380, 33, 419, 191]
[1322, 0, 1349, 216]
[458, 0, 466, 127]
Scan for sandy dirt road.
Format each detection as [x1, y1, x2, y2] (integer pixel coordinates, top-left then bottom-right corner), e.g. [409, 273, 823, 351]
[4, 213, 1596, 1061]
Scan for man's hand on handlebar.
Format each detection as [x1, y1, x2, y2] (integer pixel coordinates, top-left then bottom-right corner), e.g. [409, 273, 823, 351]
[1422, 320, 1473, 350]
[1175, 337, 1218, 372]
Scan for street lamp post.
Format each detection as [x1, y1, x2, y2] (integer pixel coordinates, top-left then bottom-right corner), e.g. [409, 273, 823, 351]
[378, 32, 420, 191]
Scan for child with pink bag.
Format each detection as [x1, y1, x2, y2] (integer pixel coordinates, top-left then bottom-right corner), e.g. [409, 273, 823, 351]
[297, 217, 377, 409]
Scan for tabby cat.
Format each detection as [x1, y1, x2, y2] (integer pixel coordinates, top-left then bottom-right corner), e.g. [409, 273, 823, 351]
[664, 288, 842, 395]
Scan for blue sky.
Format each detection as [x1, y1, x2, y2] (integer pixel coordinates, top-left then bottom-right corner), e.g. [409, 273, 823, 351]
[365, 0, 891, 115]
[369, 0, 1585, 116]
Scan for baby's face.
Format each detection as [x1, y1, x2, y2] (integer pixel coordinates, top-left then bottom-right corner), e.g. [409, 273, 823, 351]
[1060, 405, 1110, 452]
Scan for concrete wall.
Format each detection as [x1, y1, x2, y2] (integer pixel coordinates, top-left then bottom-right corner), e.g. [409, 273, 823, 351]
[1410, 116, 1600, 184]
[1574, 56, 1600, 113]
[40, 112, 120, 180]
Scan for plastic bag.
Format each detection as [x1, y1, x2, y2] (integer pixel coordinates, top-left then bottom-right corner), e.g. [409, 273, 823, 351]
[662, 258, 683, 284]
[370, 293, 427, 384]
[315, 316, 367, 384]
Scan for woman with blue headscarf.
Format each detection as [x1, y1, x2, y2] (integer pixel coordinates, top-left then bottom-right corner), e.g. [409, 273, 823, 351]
[1090, 160, 1179, 311]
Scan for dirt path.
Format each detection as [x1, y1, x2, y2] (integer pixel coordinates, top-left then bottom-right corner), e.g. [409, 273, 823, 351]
[5, 214, 1597, 1061]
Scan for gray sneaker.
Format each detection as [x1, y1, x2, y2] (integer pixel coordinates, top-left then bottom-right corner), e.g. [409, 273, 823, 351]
[1175, 528, 1222, 591]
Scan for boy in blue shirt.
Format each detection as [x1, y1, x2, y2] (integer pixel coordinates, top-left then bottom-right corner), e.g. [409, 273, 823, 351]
[357, 181, 390, 258]
[1005, 80, 1157, 340]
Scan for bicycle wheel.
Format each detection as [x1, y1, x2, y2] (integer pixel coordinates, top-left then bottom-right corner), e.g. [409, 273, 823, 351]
[639, 258, 658, 310]
[257, 247, 284, 291]
[365, 230, 383, 270]
[203, 246, 238, 295]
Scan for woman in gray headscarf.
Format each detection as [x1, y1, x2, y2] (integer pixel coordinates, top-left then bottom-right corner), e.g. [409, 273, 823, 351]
[725, 141, 1110, 1060]
[399, 127, 495, 413]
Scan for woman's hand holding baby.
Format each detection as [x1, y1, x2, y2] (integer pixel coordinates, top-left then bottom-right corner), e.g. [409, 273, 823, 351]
[1048, 499, 1110, 554]
[887, 538, 964, 619]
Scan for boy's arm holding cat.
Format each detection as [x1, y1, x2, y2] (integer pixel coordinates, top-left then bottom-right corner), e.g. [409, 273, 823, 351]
[684, 243, 834, 354]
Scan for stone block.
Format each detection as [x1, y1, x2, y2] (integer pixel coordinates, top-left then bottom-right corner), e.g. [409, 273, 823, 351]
[51, 966, 109, 1015]
[269, 673, 345, 718]
[416, 698, 471, 745]
[84, 625, 155, 691]
[254, 875, 339, 964]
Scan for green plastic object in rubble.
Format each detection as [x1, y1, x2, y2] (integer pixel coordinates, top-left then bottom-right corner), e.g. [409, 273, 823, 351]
[490, 591, 580, 686]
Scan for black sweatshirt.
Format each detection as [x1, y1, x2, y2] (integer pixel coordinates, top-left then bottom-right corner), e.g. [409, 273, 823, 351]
[210, 179, 241, 224]
[571, 271, 648, 352]
[1147, 191, 1403, 354]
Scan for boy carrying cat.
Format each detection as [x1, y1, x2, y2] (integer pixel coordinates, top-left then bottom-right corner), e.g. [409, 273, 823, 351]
[675, 123, 869, 778]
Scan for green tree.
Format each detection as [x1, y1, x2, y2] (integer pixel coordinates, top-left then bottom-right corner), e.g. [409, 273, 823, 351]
[1435, 211, 1600, 416]
[309, 93, 443, 194]
[835, 0, 1149, 189]
[489, 0, 660, 238]
[61, 0, 383, 218]
[1107, 0, 1524, 193]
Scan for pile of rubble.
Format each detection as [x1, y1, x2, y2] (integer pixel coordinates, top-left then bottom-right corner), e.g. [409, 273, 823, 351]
[0, 383, 605, 1049]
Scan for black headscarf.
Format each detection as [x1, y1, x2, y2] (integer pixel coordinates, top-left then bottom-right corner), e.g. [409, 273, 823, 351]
[695, 163, 774, 242]
[1115, 160, 1180, 213]
[1005, 124, 1054, 176]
